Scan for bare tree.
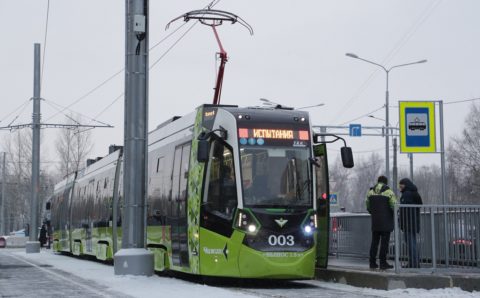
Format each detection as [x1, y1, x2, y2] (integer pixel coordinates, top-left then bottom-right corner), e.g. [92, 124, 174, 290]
[329, 152, 384, 212]
[329, 155, 352, 211]
[1, 129, 54, 232]
[447, 102, 480, 204]
[2, 130, 32, 231]
[411, 164, 441, 204]
[350, 152, 384, 212]
[55, 115, 93, 178]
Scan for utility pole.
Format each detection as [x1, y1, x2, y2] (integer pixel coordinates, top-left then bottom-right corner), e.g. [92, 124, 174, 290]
[1, 152, 6, 235]
[25, 43, 41, 254]
[392, 137, 398, 195]
[114, 0, 153, 276]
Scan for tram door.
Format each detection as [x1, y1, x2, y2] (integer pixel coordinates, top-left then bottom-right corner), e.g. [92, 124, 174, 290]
[313, 144, 330, 268]
[171, 143, 191, 268]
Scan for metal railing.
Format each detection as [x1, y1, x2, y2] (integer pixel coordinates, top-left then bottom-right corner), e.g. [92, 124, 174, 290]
[329, 205, 480, 273]
[393, 204, 479, 273]
[329, 212, 371, 258]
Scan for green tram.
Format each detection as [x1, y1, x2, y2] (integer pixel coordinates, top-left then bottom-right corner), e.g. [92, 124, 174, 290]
[49, 104, 352, 279]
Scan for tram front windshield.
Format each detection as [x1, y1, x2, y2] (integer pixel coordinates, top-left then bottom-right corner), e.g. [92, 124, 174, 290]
[240, 147, 312, 208]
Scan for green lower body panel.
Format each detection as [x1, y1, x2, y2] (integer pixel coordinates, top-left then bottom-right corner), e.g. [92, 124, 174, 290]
[238, 245, 316, 279]
[199, 227, 315, 279]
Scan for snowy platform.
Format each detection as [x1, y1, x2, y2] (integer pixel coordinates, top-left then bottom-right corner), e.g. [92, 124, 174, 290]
[317, 257, 480, 292]
[0, 249, 478, 298]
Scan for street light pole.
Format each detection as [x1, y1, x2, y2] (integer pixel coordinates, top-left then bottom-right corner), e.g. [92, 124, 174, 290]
[1, 152, 5, 236]
[346, 53, 426, 184]
[409, 153, 414, 180]
[385, 70, 390, 184]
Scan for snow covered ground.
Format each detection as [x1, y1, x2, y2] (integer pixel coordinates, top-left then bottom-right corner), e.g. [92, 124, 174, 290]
[5, 249, 479, 298]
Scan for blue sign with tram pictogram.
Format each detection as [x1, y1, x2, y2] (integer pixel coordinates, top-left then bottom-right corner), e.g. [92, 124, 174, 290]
[399, 101, 436, 153]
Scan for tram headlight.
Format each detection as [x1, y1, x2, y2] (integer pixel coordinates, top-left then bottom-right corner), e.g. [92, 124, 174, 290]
[302, 212, 317, 235]
[235, 209, 260, 235]
[304, 225, 312, 234]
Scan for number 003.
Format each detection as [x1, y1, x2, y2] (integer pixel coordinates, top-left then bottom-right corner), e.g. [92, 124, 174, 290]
[268, 235, 295, 246]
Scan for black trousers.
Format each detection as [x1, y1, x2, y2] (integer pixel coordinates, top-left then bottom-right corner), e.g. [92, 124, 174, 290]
[369, 231, 391, 264]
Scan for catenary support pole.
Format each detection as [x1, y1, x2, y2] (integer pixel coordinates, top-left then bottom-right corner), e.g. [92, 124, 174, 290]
[114, 0, 153, 276]
[1, 152, 6, 235]
[26, 43, 41, 254]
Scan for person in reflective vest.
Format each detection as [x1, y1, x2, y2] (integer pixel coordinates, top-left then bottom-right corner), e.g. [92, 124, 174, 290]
[366, 175, 397, 270]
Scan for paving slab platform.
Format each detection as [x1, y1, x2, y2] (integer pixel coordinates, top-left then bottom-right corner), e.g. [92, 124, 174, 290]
[316, 257, 480, 292]
[0, 250, 130, 298]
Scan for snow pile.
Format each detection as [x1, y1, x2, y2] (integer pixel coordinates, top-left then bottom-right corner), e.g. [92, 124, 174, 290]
[308, 280, 479, 298]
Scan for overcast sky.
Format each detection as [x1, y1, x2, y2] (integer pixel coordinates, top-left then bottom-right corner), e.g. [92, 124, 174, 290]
[1, 0, 479, 176]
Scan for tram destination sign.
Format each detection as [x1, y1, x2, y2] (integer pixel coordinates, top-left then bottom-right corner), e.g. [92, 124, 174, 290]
[238, 128, 310, 147]
[399, 101, 436, 153]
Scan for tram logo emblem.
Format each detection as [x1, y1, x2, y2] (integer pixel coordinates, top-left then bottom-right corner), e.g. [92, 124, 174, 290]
[275, 218, 288, 228]
[223, 243, 228, 260]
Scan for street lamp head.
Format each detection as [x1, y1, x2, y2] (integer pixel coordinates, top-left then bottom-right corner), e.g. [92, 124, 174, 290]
[417, 59, 427, 64]
[346, 53, 359, 59]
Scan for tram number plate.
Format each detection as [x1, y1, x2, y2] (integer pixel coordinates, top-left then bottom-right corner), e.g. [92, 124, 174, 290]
[268, 235, 295, 246]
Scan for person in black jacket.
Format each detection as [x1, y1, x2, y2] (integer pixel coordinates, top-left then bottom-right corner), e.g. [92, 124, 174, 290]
[399, 178, 423, 268]
[39, 224, 47, 248]
[366, 176, 397, 270]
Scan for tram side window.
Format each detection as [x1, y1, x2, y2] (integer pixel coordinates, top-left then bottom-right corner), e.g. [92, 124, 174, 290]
[205, 140, 237, 220]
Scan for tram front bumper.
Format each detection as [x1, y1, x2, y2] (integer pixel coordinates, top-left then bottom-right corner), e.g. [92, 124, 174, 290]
[237, 245, 316, 279]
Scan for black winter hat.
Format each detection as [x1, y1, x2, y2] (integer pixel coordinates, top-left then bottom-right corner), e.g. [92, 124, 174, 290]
[377, 175, 388, 185]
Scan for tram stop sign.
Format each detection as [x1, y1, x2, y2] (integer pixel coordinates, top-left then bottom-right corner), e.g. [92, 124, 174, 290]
[399, 101, 436, 153]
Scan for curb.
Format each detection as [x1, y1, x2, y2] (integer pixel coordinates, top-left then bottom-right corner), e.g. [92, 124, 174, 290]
[315, 267, 480, 292]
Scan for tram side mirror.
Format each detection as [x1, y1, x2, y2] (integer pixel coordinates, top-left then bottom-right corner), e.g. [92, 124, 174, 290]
[341, 147, 354, 168]
[197, 137, 210, 163]
[45, 202, 51, 211]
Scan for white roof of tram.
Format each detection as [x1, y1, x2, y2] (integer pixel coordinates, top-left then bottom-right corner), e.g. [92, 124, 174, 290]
[148, 110, 197, 148]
